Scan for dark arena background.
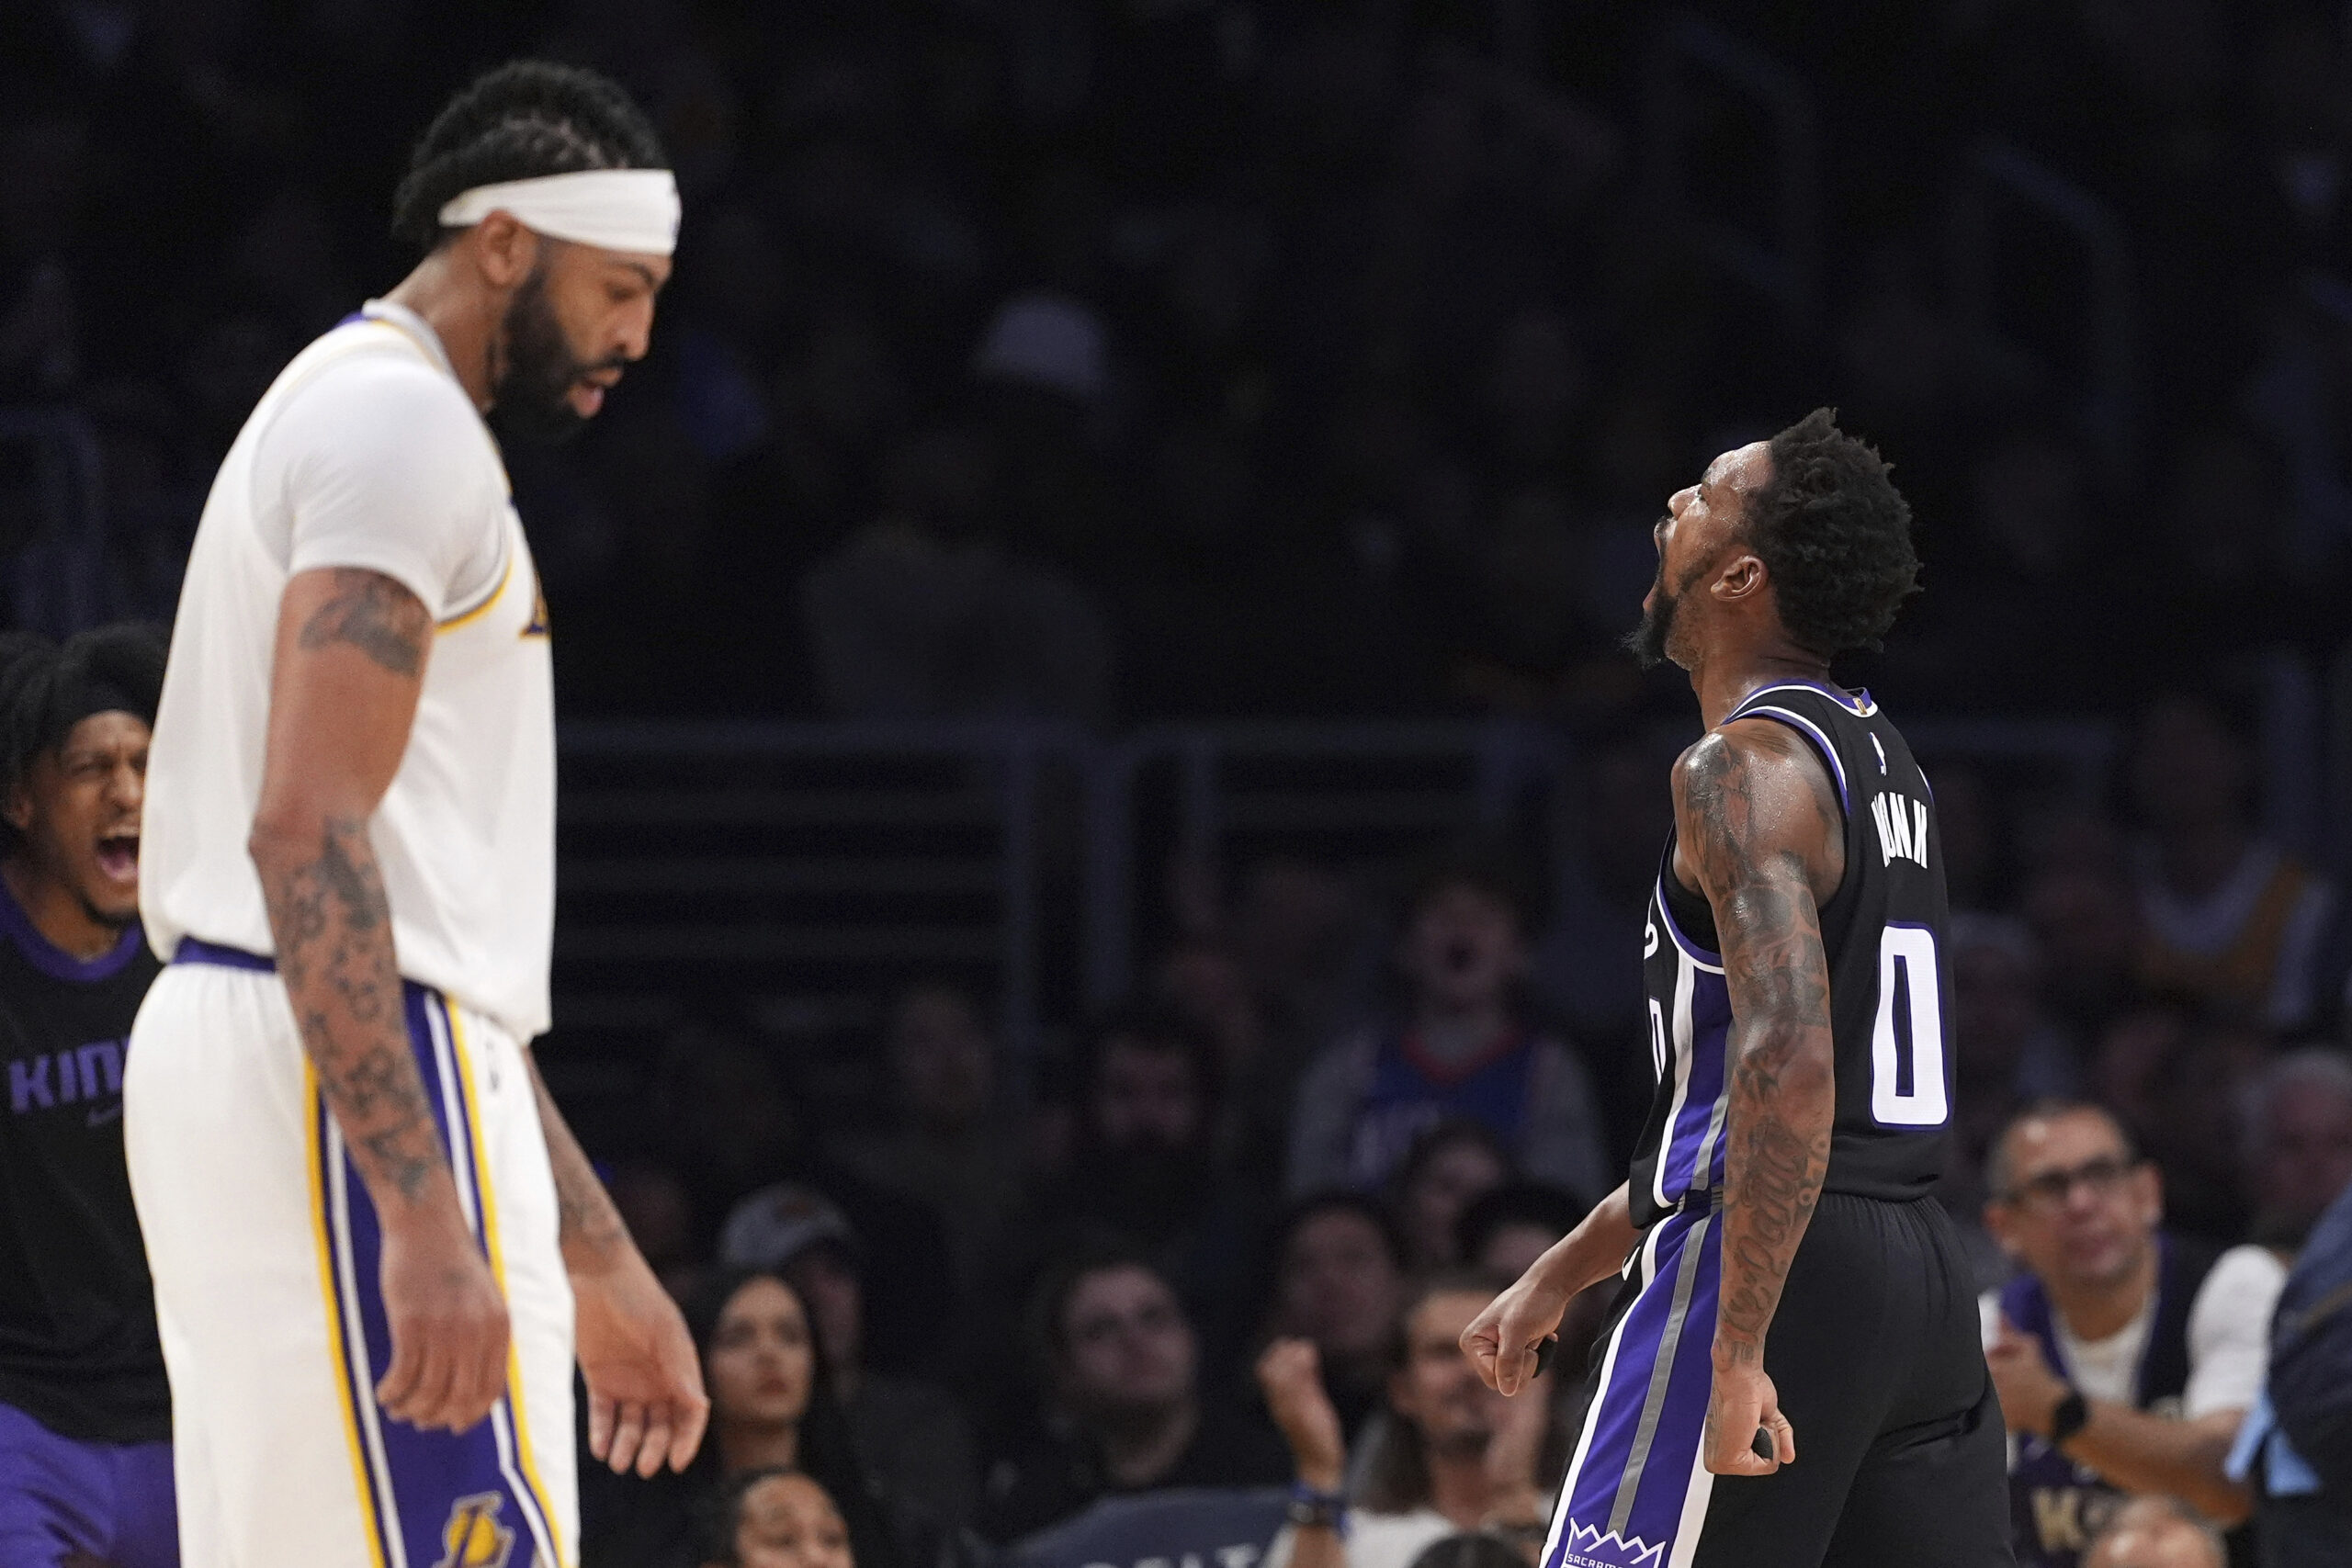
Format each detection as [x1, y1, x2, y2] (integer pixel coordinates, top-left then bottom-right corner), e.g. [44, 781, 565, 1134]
[6, 3, 2352, 1566]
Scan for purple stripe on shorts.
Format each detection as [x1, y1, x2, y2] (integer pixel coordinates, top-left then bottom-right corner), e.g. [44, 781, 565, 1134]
[316, 982, 552, 1568]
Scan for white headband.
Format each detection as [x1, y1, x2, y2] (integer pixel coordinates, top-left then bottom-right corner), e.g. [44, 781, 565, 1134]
[437, 168, 681, 257]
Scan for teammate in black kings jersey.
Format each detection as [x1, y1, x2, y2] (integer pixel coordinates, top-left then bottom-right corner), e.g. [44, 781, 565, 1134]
[1464, 411, 2010, 1566]
[0, 626, 177, 1568]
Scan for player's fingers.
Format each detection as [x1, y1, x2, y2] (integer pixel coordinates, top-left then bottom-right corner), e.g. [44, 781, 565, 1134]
[1499, 1341, 1537, 1398]
[450, 1325, 506, 1434]
[376, 1326, 427, 1417]
[635, 1412, 675, 1479]
[588, 1390, 616, 1462]
[1708, 1435, 1778, 1477]
[1771, 1411, 1797, 1466]
[605, 1403, 648, 1476]
[667, 1392, 711, 1472]
[399, 1337, 461, 1430]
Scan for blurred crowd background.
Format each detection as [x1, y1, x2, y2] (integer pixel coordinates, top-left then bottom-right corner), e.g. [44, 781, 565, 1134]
[8, 1, 2352, 1566]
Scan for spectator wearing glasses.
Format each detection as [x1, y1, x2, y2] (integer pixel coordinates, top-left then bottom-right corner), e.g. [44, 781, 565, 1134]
[1978, 1101, 2283, 1567]
[977, 1248, 1291, 1545]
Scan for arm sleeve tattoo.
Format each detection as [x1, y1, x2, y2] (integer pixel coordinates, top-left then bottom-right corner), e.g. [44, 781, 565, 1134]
[255, 571, 453, 1213]
[1675, 726, 1839, 1363]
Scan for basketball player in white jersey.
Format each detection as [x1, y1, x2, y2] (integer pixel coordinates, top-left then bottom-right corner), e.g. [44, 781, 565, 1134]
[126, 62, 705, 1567]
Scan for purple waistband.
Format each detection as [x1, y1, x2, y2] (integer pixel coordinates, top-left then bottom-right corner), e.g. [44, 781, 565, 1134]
[174, 938, 277, 972]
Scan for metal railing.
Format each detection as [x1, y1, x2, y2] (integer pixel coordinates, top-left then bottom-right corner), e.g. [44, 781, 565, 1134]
[554, 718, 1091, 1070]
[1641, 10, 1823, 339]
[1948, 141, 2139, 481]
[1081, 720, 1573, 1008]
[549, 712, 2176, 1066]
[0, 407, 110, 637]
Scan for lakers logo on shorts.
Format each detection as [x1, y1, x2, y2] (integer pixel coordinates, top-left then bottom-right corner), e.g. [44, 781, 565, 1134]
[434, 1492, 516, 1568]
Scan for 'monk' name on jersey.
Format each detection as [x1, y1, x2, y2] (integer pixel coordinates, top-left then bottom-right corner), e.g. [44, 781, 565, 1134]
[1628, 682, 1953, 1229]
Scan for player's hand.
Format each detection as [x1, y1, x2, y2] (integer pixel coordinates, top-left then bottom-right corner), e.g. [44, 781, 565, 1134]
[376, 1205, 510, 1434]
[575, 1247, 708, 1477]
[1985, 1315, 2068, 1439]
[1255, 1337, 1347, 1491]
[1703, 1350, 1793, 1475]
[1461, 1267, 1569, 1396]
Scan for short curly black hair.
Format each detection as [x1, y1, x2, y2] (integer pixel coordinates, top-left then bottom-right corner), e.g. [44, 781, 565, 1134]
[390, 60, 665, 253]
[1747, 407, 1920, 657]
[0, 623, 166, 854]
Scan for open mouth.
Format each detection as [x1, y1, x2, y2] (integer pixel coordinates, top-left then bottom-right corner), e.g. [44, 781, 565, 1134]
[96, 832, 138, 885]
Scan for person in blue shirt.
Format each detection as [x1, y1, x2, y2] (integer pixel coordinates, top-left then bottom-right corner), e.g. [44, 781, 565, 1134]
[1285, 850, 1610, 1203]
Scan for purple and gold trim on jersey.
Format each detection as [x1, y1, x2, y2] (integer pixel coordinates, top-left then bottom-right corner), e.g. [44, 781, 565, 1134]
[307, 984, 560, 1568]
[1541, 1210, 1724, 1568]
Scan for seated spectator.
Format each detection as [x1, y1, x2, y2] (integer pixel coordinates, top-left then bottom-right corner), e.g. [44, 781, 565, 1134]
[830, 981, 1023, 1305]
[2022, 820, 2147, 1047]
[1287, 852, 1611, 1202]
[1261, 1194, 1409, 1449]
[978, 1249, 1293, 1544]
[581, 1268, 904, 1568]
[1257, 1275, 1556, 1568]
[719, 1185, 979, 1534]
[1153, 936, 1303, 1190]
[2128, 694, 2336, 1033]
[1455, 1184, 1588, 1281]
[2079, 1495, 2224, 1568]
[696, 1469, 857, 1568]
[996, 1002, 1260, 1357]
[2084, 1002, 2270, 1247]
[2241, 1048, 2352, 1248]
[1390, 1120, 1511, 1272]
[1980, 1101, 2279, 1564]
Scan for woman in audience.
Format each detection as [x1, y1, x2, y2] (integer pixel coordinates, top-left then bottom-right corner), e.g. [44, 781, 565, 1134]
[581, 1268, 906, 1568]
[696, 1468, 858, 1568]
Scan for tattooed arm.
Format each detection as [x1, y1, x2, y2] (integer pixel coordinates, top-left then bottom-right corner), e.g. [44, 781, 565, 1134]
[251, 566, 509, 1435]
[521, 1048, 708, 1475]
[1669, 719, 1843, 1477]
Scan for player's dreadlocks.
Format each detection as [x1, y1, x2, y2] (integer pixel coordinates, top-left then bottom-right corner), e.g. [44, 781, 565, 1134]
[0, 624, 167, 855]
[390, 60, 666, 253]
[1749, 407, 1921, 659]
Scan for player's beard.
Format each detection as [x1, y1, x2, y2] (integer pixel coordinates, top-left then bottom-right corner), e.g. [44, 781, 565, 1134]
[491, 268, 616, 446]
[1623, 560, 1679, 670]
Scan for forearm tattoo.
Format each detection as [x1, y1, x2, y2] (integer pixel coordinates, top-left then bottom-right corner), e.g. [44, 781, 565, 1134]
[261, 812, 449, 1207]
[1678, 728, 1838, 1360]
[298, 568, 430, 678]
[525, 1051, 631, 1269]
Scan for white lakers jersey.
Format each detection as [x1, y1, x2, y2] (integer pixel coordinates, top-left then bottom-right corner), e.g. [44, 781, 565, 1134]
[142, 299, 556, 1039]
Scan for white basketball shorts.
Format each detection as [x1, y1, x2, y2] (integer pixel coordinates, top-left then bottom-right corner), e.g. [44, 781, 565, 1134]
[125, 945, 577, 1568]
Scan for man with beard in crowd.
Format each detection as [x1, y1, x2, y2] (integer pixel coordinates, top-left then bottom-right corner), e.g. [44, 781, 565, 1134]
[129, 62, 704, 1567]
[989, 1004, 1261, 1372]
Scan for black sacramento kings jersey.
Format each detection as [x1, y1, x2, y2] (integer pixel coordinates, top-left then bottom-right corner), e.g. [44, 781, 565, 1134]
[1628, 681, 1951, 1229]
